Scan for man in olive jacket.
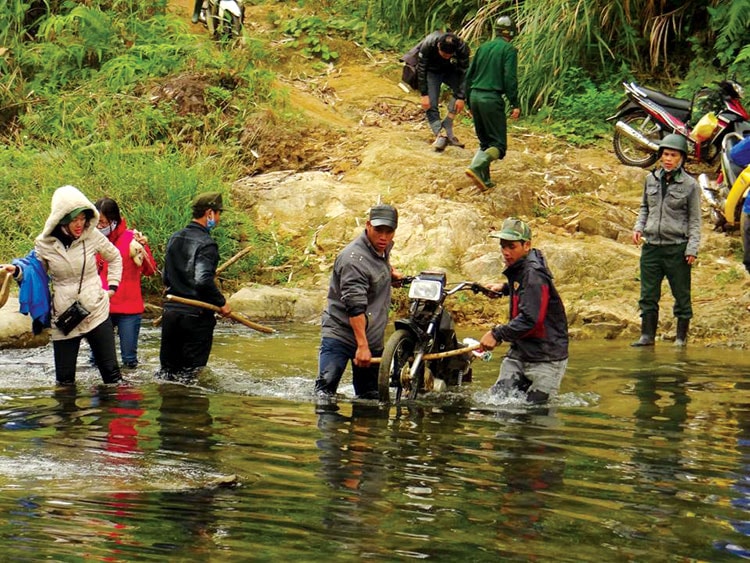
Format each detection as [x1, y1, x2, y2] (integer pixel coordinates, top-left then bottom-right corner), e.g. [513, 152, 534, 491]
[465, 16, 520, 190]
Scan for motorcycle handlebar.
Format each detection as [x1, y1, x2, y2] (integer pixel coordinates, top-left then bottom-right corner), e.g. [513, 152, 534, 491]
[447, 281, 503, 298]
[395, 277, 504, 298]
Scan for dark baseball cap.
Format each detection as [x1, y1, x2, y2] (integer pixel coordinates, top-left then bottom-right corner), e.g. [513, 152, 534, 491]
[490, 217, 531, 241]
[369, 204, 398, 229]
[192, 192, 224, 213]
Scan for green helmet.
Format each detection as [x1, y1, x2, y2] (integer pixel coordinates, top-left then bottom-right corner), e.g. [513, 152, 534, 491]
[495, 16, 516, 37]
[658, 133, 688, 157]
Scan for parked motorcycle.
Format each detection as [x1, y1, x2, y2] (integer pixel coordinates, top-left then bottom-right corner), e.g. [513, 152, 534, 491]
[206, 0, 244, 40]
[699, 132, 750, 231]
[608, 80, 749, 168]
[377, 271, 500, 403]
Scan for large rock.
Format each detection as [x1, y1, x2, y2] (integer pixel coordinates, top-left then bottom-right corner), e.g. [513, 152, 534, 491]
[0, 297, 48, 349]
[229, 284, 324, 323]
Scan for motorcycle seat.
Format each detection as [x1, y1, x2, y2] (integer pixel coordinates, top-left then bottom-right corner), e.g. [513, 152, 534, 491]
[638, 85, 692, 119]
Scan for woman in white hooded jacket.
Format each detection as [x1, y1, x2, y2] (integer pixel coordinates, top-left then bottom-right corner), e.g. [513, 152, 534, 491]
[3, 185, 124, 385]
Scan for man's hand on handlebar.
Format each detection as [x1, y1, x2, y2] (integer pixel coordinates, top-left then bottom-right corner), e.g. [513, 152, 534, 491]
[392, 275, 414, 288]
[471, 282, 506, 298]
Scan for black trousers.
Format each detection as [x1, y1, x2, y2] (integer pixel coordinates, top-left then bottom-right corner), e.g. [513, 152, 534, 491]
[159, 306, 217, 377]
[53, 317, 121, 385]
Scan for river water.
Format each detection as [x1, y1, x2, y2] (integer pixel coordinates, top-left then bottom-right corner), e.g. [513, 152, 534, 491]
[1, 324, 749, 561]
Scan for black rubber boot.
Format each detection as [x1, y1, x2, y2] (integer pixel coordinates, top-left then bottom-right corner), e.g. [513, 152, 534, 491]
[191, 0, 203, 23]
[631, 312, 658, 347]
[674, 318, 690, 347]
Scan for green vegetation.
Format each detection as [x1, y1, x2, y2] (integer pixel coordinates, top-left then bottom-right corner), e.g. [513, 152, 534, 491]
[1, 0, 747, 295]
[0, 0, 289, 290]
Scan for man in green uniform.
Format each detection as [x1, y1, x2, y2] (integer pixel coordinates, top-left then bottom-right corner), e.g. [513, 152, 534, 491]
[464, 16, 520, 191]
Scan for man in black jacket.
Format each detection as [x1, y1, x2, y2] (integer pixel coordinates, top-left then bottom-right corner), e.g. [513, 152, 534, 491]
[159, 192, 231, 379]
[479, 218, 569, 404]
[416, 31, 470, 151]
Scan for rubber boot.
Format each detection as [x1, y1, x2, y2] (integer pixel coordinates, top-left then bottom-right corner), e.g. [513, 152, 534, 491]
[674, 318, 690, 347]
[466, 150, 493, 190]
[191, 0, 203, 23]
[631, 312, 658, 347]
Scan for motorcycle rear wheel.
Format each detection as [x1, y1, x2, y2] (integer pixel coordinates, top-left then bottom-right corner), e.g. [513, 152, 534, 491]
[613, 110, 662, 168]
[378, 329, 422, 402]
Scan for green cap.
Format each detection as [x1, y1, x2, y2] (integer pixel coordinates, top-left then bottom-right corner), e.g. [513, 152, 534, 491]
[60, 207, 92, 225]
[491, 217, 531, 241]
[192, 192, 224, 213]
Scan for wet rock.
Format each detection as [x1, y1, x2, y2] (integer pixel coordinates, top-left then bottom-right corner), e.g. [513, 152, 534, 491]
[229, 284, 324, 323]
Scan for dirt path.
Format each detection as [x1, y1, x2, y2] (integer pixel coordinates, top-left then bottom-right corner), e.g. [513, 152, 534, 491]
[181, 2, 750, 347]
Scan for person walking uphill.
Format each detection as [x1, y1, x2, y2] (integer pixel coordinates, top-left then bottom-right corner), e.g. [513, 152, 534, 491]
[464, 16, 520, 191]
[315, 204, 405, 401]
[478, 218, 568, 404]
[95, 198, 157, 369]
[415, 31, 471, 151]
[159, 192, 231, 379]
[632, 134, 701, 348]
[1, 185, 123, 386]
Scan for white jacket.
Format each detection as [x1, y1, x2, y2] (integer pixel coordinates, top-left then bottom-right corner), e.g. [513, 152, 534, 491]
[34, 185, 122, 340]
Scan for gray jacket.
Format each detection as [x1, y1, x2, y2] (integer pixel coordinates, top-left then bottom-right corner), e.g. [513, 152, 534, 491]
[634, 167, 701, 257]
[321, 231, 393, 350]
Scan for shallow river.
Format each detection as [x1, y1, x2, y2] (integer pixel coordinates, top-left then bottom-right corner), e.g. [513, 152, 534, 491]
[1, 324, 750, 561]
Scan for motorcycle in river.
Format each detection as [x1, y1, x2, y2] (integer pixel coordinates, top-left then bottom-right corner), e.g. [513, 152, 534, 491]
[377, 271, 500, 403]
[608, 79, 749, 168]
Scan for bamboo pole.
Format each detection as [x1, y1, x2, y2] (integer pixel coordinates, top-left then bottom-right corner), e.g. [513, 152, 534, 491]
[370, 343, 480, 365]
[165, 294, 276, 334]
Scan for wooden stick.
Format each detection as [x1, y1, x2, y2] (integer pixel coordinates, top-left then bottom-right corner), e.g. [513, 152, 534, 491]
[216, 245, 254, 276]
[0, 269, 11, 309]
[370, 343, 480, 365]
[153, 246, 253, 326]
[165, 294, 276, 334]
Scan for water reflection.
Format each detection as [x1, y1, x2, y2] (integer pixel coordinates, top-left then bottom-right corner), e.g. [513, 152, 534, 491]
[315, 402, 389, 556]
[5, 334, 750, 560]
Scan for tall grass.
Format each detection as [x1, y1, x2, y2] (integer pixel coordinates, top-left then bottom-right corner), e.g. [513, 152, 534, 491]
[0, 0, 290, 292]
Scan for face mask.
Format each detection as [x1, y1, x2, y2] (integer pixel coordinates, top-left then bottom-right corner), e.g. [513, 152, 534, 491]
[98, 221, 117, 237]
[206, 213, 216, 231]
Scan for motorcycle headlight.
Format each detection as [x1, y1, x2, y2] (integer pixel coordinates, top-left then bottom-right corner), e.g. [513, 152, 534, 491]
[408, 279, 443, 301]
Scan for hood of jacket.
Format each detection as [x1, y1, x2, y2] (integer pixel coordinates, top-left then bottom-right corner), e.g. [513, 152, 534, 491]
[39, 185, 100, 240]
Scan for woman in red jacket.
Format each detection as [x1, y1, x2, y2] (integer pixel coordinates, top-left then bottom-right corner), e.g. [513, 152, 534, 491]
[95, 198, 157, 369]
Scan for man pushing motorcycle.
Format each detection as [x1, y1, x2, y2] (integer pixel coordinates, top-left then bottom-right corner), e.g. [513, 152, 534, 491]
[478, 217, 569, 404]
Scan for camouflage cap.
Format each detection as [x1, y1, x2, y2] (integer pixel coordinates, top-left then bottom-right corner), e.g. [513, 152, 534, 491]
[490, 217, 531, 242]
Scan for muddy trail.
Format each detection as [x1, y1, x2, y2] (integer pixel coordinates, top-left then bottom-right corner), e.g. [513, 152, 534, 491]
[168, 1, 750, 348]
